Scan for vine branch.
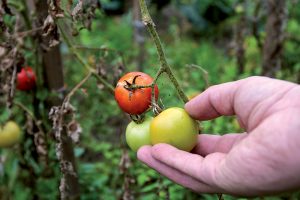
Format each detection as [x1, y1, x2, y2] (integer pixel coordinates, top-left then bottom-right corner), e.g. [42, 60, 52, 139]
[14, 101, 48, 164]
[186, 64, 210, 88]
[63, 71, 92, 104]
[14, 102, 41, 129]
[73, 45, 126, 68]
[139, 0, 188, 103]
[57, 20, 115, 94]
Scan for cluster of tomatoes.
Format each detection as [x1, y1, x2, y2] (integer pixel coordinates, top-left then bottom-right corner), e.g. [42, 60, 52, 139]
[115, 72, 199, 152]
[0, 67, 35, 148]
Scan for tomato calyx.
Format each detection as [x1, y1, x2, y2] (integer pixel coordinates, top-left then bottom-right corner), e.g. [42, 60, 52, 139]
[123, 75, 141, 92]
[123, 75, 143, 101]
[130, 113, 146, 124]
[152, 102, 163, 116]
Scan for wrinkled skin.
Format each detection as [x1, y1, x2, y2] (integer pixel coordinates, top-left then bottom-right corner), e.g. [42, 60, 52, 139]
[137, 76, 300, 197]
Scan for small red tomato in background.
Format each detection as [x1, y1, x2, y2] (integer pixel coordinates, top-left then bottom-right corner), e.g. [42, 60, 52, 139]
[115, 72, 159, 115]
[17, 67, 36, 91]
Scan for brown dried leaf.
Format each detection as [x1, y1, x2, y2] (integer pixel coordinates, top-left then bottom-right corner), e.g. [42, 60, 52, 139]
[1, 0, 12, 15]
[49, 0, 64, 18]
[49, 38, 60, 47]
[71, 0, 100, 31]
[42, 15, 55, 36]
[71, 0, 83, 20]
[67, 120, 82, 143]
[41, 15, 60, 48]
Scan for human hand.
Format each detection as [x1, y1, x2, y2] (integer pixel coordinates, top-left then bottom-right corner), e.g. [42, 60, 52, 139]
[137, 76, 300, 196]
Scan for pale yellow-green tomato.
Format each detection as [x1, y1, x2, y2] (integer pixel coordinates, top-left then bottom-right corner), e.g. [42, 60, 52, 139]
[125, 117, 153, 152]
[150, 107, 198, 152]
[0, 121, 22, 148]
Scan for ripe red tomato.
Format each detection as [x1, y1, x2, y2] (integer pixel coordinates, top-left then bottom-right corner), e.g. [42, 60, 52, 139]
[17, 67, 36, 91]
[115, 72, 159, 115]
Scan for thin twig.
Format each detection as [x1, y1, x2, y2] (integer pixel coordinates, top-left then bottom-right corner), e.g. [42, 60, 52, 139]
[186, 64, 210, 88]
[57, 20, 115, 94]
[63, 71, 92, 104]
[74, 45, 118, 53]
[74, 45, 126, 68]
[8, 60, 17, 111]
[14, 102, 45, 135]
[16, 26, 43, 37]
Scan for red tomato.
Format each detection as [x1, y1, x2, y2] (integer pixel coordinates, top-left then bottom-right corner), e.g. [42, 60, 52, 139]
[17, 67, 36, 91]
[114, 72, 159, 115]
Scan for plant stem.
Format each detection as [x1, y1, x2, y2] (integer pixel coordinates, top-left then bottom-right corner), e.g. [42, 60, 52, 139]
[64, 71, 92, 104]
[139, 0, 189, 103]
[57, 20, 115, 94]
[187, 64, 210, 88]
[14, 102, 35, 121]
[14, 102, 44, 135]
[74, 45, 126, 69]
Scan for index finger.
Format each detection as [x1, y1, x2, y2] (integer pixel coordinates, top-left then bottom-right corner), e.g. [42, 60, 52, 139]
[185, 81, 239, 121]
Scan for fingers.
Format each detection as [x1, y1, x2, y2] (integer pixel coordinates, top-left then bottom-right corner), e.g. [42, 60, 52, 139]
[193, 133, 247, 156]
[137, 145, 222, 193]
[137, 132, 248, 194]
[185, 76, 297, 124]
[185, 81, 239, 120]
[150, 144, 226, 188]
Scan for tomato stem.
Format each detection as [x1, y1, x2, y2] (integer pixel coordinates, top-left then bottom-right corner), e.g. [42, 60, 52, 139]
[132, 75, 141, 84]
[126, 84, 152, 90]
[123, 75, 142, 92]
[130, 114, 145, 124]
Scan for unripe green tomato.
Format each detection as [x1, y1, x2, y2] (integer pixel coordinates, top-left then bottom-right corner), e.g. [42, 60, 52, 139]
[150, 107, 198, 152]
[0, 121, 22, 148]
[125, 117, 153, 152]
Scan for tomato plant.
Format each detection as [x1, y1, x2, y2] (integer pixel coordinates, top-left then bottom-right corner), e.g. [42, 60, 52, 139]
[17, 66, 36, 91]
[0, 121, 22, 148]
[150, 107, 198, 152]
[114, 72, 159, 115]
[125, 117, 153, 152]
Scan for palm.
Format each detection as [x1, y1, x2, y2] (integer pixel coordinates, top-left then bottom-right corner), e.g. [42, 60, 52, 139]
[137, 77, 300, 196]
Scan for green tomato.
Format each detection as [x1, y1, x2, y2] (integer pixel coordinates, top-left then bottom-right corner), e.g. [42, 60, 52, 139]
[150, 107, 198, 152]
[125, 117, 153, 152]
[0, 121, 22, 148]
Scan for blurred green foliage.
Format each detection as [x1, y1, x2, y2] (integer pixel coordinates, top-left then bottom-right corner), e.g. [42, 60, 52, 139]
[1, 0, 300, 199]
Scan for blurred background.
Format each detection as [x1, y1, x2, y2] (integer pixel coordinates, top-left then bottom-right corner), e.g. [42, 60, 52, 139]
[0, 0, 300, 199]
